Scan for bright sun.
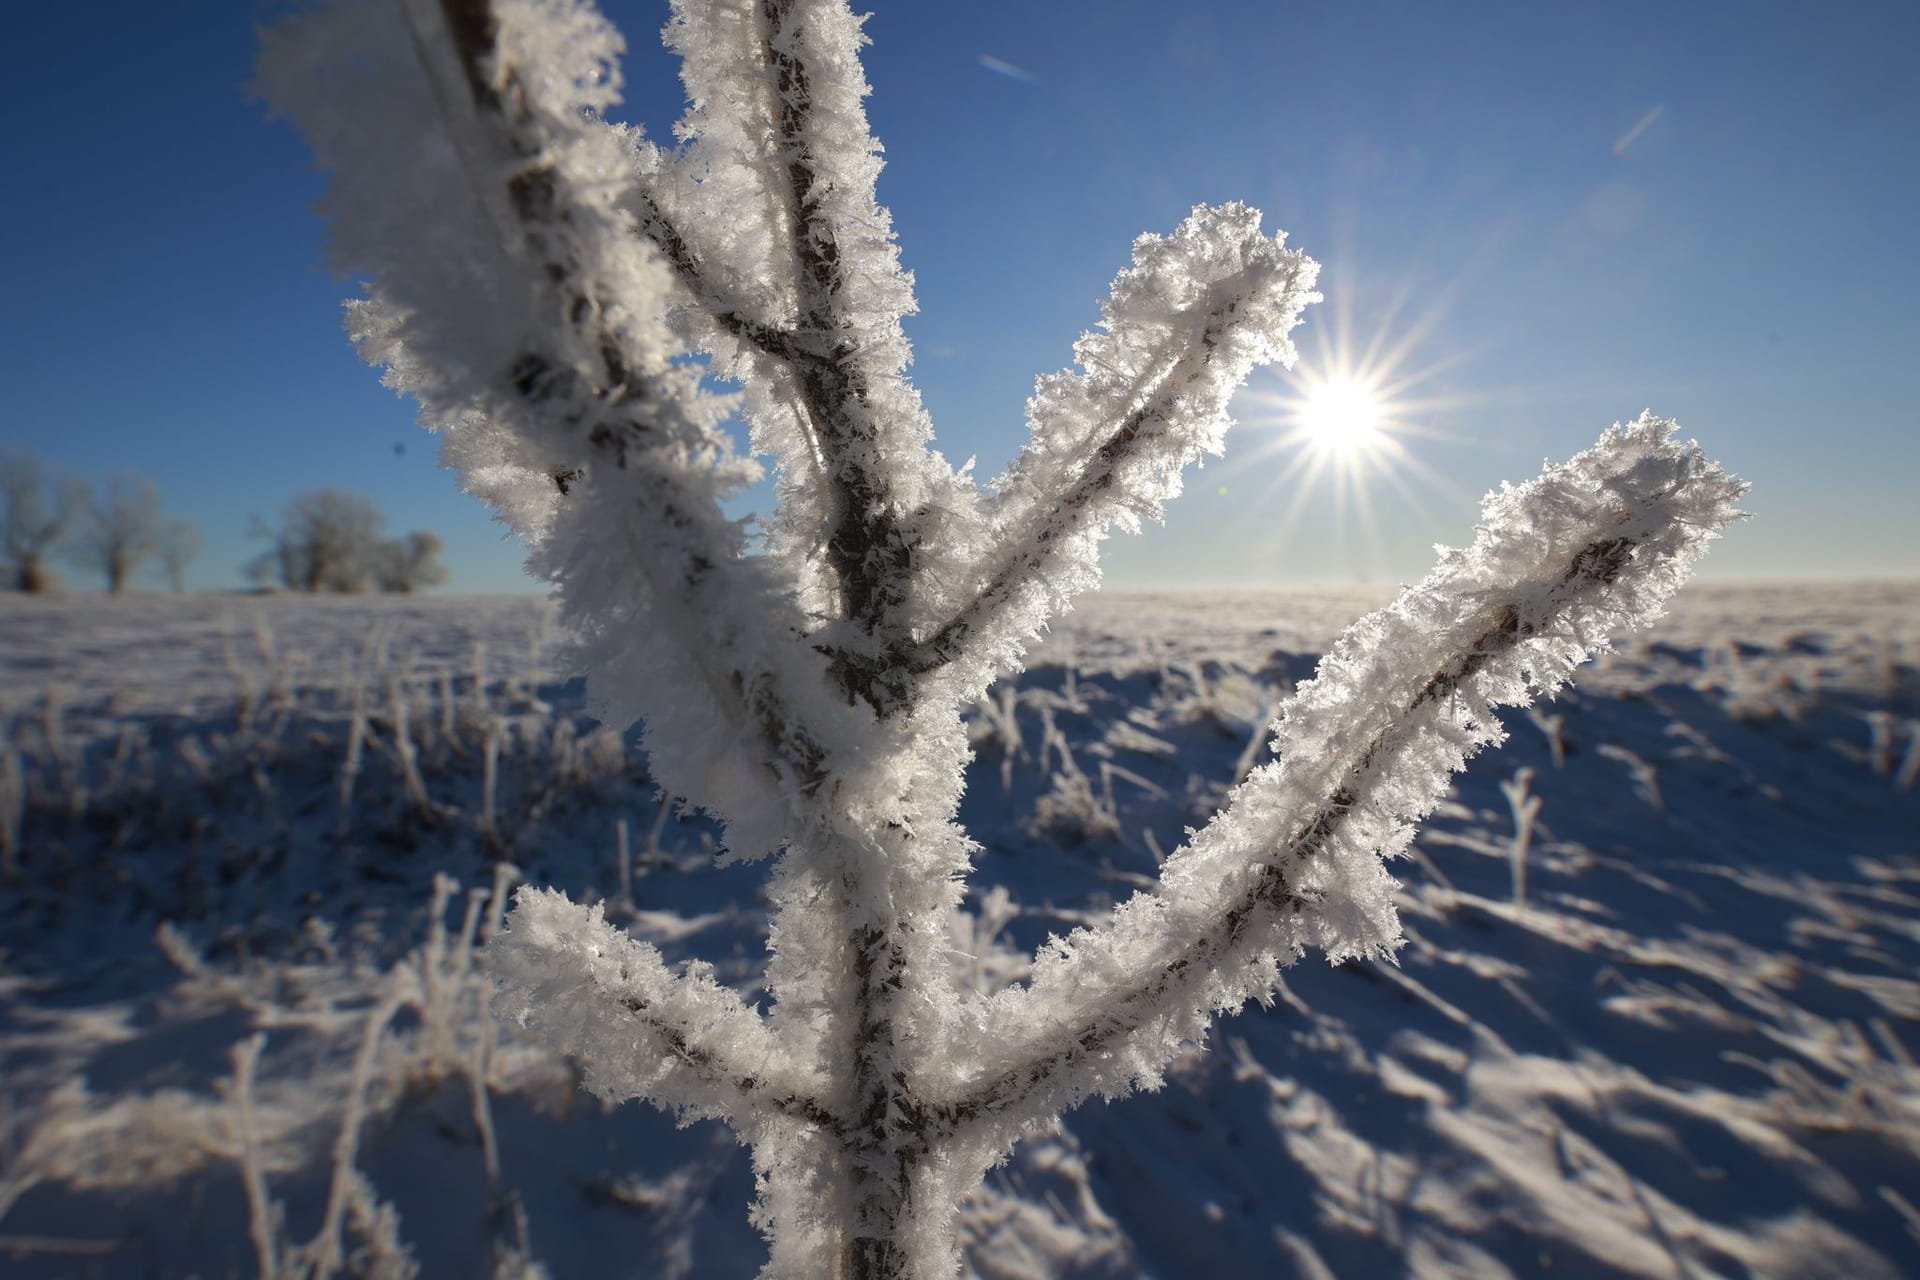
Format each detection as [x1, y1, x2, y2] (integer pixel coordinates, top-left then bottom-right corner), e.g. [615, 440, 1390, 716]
[1215, 281, 1484, 578]
[1300, 378, 1385, 458]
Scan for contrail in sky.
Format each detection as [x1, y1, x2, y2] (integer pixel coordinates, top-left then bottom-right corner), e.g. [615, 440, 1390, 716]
[978, 53, 1037, 83]
[1612, 105, 1665, 155]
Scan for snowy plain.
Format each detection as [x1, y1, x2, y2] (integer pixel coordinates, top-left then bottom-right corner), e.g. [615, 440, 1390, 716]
[1, 582, 1917, 1278]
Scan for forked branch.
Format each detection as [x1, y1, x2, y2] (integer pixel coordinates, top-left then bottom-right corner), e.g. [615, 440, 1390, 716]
[941, 415, 1745, 1136]
[633, 194, 793, 357]
[754, 0, 923, 703]
[263, 0, 849, 852]
[440, 0, 844, 794]
[632, 0, 950, 710]
[904, 204, 1320, 700]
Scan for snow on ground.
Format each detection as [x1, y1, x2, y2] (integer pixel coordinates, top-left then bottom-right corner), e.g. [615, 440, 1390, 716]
[1, 583, 1917, 1278]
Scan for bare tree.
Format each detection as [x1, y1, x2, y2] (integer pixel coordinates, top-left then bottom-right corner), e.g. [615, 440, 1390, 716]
[249, 489, 383, 593]
[1, 450, 83, 593]
[369, 529, 449, 593]
[73, 471, 164, 594]
[159, 519, 202, 594]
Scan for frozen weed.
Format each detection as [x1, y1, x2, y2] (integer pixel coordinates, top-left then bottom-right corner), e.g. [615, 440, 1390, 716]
[1500, 767, 1543, 909]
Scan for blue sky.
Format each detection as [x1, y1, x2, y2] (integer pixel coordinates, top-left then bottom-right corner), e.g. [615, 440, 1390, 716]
[3, 0, 1916, 593]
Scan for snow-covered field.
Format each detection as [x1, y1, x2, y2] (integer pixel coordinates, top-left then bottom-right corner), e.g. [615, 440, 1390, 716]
[2, 583, 1917, 1278]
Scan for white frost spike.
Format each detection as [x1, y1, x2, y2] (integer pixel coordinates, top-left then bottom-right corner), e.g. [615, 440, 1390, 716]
[490, 887, 823, 1120]
[259, 0, 1746, 1271]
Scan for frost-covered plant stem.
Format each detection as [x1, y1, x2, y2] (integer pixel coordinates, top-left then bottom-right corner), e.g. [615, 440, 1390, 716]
[1867, 710, 1896, 776]
[614, 815, 632, 909]
[261, 2, 1745, 1274]
[1528, 706, 1567, 768]
[1502, 766, 1542, 908]
[310, 988, 409, 1280]
[225, 1034, 280, 1280]
[480, 715, 502, 846]
[386, 679, 435, 820]
[1897, 721, 1920, 791]
[0, 741, 22, 881]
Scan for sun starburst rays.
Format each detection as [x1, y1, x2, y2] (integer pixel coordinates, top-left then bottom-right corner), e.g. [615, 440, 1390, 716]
[1210, 273, 1490, 579]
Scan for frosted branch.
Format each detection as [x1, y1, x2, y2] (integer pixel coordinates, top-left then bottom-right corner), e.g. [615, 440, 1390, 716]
[258, 0, 845, 857]
[261, 2, 1748, 1270]
[906, 204, 1320, 703]
[939, 414, 1745, 1137]
[625, 158, 858, 624]
[751, 0, 967, 707]
[623, 0, 976, 711]
[490, 887, 831, 1126]
[631, 190, 798, 360]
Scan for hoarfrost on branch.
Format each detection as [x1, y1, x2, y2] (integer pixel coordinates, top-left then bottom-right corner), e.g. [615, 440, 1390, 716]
[259, 1, 1746, 1274]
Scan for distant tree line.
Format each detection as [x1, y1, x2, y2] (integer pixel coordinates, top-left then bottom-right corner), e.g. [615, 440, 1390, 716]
[1, 450, 446, 595]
